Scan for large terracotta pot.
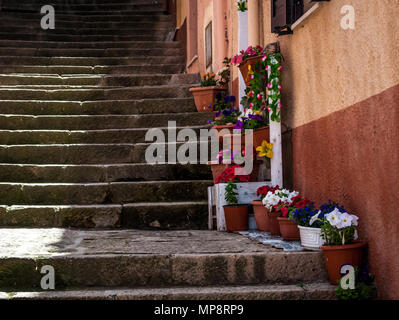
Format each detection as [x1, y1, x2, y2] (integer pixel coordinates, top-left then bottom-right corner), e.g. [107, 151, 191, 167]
[277, 218, 300, 241]
[224, 205, 249, 231]
[320, 242, 367, 285]
[267, 210, 281, 236]
[189, 86, 227, 113]
[251, 200, 270, 231]
[239, 56, 263, 87]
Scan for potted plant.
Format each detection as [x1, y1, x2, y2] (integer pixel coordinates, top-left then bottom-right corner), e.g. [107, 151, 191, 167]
[291, 204, 325, 250]
[232, 45, 265, 86]
[189, 73, 227, 113]
[251, 185, 280, 231]
[237, 0, 247, 12]
[317, 201, 366, 285]
[217, 166, 250, 231]
[212, 93, 236, 120]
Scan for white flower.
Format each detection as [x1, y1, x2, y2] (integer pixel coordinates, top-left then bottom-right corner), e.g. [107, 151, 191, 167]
[351, 214, 359, 226]
[309, 211, 321, 226]
[326, 208, 341, 227]
[337, 212, 353, 229]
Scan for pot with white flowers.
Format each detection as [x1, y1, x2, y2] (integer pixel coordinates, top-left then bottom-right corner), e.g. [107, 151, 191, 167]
[317, 201, 366, 285]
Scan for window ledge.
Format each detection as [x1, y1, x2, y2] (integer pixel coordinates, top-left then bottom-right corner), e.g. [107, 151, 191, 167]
[291, 2, 323, 31]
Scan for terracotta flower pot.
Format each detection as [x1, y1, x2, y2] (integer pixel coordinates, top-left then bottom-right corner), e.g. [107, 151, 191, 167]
[224, 204, 249, 231]
[189, 86, 227, 113]
[320, 242, 367, 285]
[207, 160, 262, 184]
[267, 210, 281, 236]
[239, 56, 263, 87]
[277, 218, 300, 241]
[251, 200, 270, 231]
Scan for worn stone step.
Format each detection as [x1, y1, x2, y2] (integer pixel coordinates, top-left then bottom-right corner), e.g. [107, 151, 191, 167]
[0, 142, 213, 164]
[0, 229, 329, 290]
[0, 113, 211, 130]
[0, 56, 184, 66]
[0, 283, 336, 300]
[0, 180, 212, 205]
[0, 163, 212, 183]
[0, 47, 181, 57]
[0, 98, 196, 115]
[0, 40, 181, 49]
[0, 126, 208, 144]
[0, 64, 185, 74]
[0, 74, 198, 87]
[0, 202, 209, 229]
[0, 85, 193, 100]
[0, 33, 167, 42]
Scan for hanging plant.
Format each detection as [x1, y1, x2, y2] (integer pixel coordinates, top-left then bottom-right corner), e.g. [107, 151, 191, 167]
[237, 0, 248, 12]
[246, 53, 283, 122]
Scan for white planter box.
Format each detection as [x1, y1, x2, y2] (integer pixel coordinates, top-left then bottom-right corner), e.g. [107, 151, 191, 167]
[298, 226, 325, 250]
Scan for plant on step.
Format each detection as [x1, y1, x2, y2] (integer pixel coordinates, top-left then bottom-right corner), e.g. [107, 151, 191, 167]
[217, 57, 232, 87]
[200, 73, 218, 87]
[216, 165, 250, 185]
[212, 93, 236, 112]
[208, 107, 241, 126]
[291, 205, 322, 228]
[256, 185, 280, 201]
[233, 108, 268, 130]
[319, 203, 359, 246]
[237, 0, 248, 12]
[335, 266, 377, 300]
[225, 180, 239, 205]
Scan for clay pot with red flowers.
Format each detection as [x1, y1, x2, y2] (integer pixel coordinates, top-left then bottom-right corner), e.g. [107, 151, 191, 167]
[217, 166, 251, 232]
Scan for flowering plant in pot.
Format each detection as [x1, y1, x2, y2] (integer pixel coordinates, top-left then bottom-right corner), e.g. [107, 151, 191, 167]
[315, 201, 366, 285]
[232, 45, 265, 86]
[272, 192, 311, 241]
[190, 73, 227, 113]
[218, 166, 250, 231]
[212, 93, 236, 119]
[251, 185, 280, 232]
[291, 204, 326, 250]
[237, 0, 247, 12]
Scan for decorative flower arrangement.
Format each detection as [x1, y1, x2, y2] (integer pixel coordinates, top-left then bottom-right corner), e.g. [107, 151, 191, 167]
[216, 165, 250, 185]
[256, 140, 273, 158]
[211, 93, 236, 112]
[233, 108, 268, 130]
[231, 45, 265, 66]
[208, 107, 241, 126]
[256, 185, 280, 200]
[237, 0, 247, 12]
[262, 188, 299, 212]
[200, 73, 218, 87]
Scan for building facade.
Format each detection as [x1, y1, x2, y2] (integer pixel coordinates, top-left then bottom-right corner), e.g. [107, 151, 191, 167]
[171, 0, 399, 299]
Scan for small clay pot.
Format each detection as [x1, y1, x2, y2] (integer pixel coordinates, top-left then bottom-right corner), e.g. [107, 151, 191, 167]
[189, 86, 227, 113]
[320, 242, 367, 285]
[267, 210, 281, 236]
[224, 204, 249, 231]
[239, 56, 263, 87]
[251, 200, 270, 231]
[277, 217, 300, 241]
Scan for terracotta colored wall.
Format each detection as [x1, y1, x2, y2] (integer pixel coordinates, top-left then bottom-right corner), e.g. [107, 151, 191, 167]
[292, 85, 399, 299]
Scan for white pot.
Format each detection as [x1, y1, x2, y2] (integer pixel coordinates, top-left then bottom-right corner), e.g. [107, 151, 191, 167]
[298, 226, 325, 250]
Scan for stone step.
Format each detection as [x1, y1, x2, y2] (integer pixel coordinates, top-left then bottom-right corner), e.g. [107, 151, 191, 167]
[0, 163, 212, 183]
[0, 64, 185, 74]
[2, 0, 160, 4]
[2, 4, 164, 13]
[0, 56, 184, 66]
[0, 180, 212, 205]
[0, 47, 181, 57]
[0, 229, 329, 290]
[0, 126, 207, 144]
[0, 113, 211, 130]
[0, 202, 209, 229]
[0, 142, 213, 164]
[0, 85, 193, 100]
[0, 98, 196, 115]
[0, 283, 335, 300]
[0, 33, 167, 42]
[0, 40, 181, 49]
[0, 74, 198, 87]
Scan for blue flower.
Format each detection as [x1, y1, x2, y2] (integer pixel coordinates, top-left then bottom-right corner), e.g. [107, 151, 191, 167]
[224, 95, 236, 104]
[208, 104, 212, 109]
[234, 120, 243, 130]
[216, 110, 222, 117]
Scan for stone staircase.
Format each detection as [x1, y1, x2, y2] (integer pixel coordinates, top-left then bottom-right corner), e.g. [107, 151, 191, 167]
[0, 0, 334, 299]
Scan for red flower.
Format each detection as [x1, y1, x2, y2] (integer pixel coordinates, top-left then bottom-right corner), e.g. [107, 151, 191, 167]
[281, 206, 289, 218]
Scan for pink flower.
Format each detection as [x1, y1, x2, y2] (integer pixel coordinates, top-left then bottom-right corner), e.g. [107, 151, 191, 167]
[266, 106, 271, 112]
[249, 90, 254, 98]
[279, 103, 282, 109]
[257, 94, 262, 100]
[267, 83, 272, 89]
[265, 65, 271, 71]
[249, 74, 254, 80]
[278, 66, 283, 71]
[278, 85, 282, 91]
[249, 103, 254, 108]
[261, 55, 268, 62]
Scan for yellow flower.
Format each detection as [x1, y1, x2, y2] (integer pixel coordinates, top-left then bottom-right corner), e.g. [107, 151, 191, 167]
[248, 65, 251, 72]
[256, 140, 274, 158]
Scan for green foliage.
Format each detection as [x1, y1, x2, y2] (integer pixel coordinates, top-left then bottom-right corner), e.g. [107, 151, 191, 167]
[321, 223, 357, 246]
[335, 267, 376, 300]
[200, 73, 217, 87]
[225, 180, 239, 204]
[237, 0, 247, 12]
[217, 57, 231, 87]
